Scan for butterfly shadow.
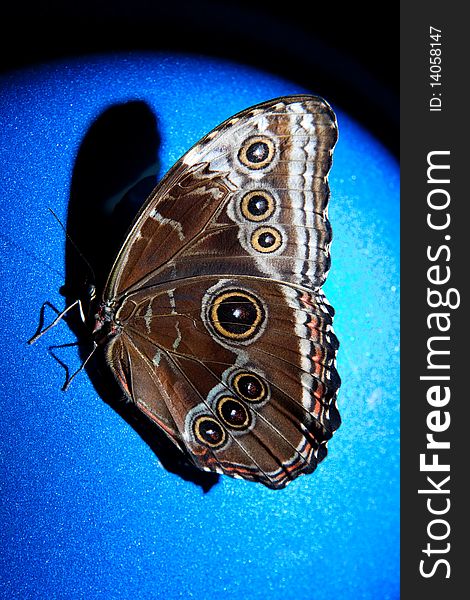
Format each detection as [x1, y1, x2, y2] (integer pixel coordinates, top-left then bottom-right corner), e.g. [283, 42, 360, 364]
[61, 100, 219, 493]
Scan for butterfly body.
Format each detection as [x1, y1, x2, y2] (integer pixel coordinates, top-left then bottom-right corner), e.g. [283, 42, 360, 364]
[90, 95, 340, 489]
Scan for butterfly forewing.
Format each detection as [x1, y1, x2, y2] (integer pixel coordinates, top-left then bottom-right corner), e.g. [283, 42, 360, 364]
[105, 95, 337, 298]
[97, 95, 340, 488]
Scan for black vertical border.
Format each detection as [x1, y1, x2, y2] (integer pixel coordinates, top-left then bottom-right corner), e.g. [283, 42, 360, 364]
[401, 2, 467, 597]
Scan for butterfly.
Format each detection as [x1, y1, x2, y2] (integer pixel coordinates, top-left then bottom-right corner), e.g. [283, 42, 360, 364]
[31, 95, 341, 489]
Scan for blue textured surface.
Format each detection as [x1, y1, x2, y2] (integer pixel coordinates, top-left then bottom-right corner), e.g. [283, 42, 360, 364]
[0, 54, 399, 599]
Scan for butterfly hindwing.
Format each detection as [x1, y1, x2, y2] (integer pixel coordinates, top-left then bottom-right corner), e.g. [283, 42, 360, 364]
[107, 275, 340, 488]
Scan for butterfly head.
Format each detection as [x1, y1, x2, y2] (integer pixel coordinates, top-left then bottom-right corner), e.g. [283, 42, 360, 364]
[92, 300, 122, 344]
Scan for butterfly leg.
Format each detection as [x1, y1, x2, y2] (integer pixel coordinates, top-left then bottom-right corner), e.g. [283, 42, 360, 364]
[61, 341, 98, 391]
[28, 298, 85, 345]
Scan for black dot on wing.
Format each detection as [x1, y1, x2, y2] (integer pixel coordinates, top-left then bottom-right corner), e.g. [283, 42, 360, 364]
[194, 416, 226, 448]
[238, 136, 275, 170]
[233, 372, 267, 403]
[217, 397, 251, 429]
[240, 190, 275, 222]
[246, 141, 269, 163]
[258, 231, 276, 248]
[248, 194, 269, 215]
[208, 290, 265, 342]
[216, 294, 258, 335]
[251, 226, 283, 253]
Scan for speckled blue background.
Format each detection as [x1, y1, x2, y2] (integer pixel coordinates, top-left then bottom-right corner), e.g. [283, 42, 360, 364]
[0, 54, 399, 599]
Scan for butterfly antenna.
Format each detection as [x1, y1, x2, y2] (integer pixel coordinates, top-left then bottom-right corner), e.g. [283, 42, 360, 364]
[47, 207, 96, 285]
[28, 209, 96, 343]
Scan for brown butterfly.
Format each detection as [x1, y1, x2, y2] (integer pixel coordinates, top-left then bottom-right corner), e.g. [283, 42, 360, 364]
[31, 95, 341, 489]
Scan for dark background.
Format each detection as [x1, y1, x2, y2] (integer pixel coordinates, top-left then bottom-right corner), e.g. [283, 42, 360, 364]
[1, 0, 398, 155]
